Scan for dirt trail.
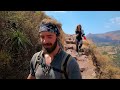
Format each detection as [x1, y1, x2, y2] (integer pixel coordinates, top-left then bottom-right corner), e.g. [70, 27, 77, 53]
[64, 34, 97, 79]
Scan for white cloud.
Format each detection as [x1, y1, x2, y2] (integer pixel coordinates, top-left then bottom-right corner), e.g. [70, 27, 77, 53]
[105, 16, 120, 29]
[110, 17, 120, 25]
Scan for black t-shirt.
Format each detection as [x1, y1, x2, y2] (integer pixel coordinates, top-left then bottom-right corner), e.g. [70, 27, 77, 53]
[75, 31, 82, 40]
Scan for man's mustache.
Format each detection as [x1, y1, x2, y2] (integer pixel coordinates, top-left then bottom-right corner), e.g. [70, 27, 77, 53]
[43, 43, 52, 46]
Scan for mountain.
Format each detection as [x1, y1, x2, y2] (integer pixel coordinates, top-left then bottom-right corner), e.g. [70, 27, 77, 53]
[86, 30, 120, 45]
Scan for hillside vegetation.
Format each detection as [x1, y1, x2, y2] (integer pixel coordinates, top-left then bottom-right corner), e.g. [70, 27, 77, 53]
[87, 41, 120, 79]
[0, 11, 65, 79]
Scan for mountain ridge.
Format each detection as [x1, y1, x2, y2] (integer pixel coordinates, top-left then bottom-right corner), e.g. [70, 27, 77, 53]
[86, 30, 120, 45]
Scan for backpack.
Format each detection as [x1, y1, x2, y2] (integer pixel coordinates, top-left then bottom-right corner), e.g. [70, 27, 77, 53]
[34, 50, 72, 79]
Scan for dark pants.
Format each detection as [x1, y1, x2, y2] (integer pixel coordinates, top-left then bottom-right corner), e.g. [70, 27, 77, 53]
[76, 39, 82, 52]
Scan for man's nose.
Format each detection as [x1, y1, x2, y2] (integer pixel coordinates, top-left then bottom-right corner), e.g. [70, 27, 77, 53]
[43, 39, 46, 43]
[42, 38, 48, 44]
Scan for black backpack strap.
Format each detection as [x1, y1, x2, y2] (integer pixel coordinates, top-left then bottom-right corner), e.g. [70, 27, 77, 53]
[63, 54, 71, 79]
[52, 54, 71, 79]
[52, 67, 64, 73]
[61, 53, 72, 79]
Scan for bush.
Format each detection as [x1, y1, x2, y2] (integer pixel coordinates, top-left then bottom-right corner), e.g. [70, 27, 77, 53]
[0, 50, 12, 79]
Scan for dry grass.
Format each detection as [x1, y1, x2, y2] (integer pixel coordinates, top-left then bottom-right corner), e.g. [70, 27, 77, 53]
[85, 40, 120, 79]
[83, 39, 90, 47]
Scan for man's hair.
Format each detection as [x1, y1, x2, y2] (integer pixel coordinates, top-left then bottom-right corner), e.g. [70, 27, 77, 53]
[39, 18, 65, 50]
[40, 18, 62, 35]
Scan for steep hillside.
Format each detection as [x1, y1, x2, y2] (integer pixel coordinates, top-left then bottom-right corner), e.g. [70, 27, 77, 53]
[97, 45, 120, 67]
[0, 11, 68, 79]
[64, 34, 120, 79]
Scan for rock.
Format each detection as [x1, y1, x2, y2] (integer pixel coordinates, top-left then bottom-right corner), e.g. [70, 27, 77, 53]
[64, 44, 76, 50]
[80, 68, 86, 72]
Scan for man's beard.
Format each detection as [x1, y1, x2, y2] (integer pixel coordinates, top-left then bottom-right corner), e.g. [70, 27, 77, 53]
[42, 39, 58, 54]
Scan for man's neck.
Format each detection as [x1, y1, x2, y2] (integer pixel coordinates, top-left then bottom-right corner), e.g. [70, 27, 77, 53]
[43, 43, 61, 65]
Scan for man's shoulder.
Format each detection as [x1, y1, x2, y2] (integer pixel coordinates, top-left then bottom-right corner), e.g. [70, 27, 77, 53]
[65, 53, 78, 66]
[31, 51, 42, 62]
[33, 51, 41, 57]
[61, 50, 77, 62]
[61, 51, 79, 70]
[60, 50, 70, 57]
[67, 56, 79, 70]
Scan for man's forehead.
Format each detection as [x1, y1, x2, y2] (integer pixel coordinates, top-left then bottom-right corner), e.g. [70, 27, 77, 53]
[40, 31, 56, 36]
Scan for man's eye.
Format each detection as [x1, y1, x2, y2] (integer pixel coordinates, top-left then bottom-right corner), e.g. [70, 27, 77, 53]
[48, 37, 52, 38]
[40, 36, 44, 39]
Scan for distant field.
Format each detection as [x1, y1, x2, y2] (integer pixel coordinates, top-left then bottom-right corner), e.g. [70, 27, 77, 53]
[97, 45, 120, 66]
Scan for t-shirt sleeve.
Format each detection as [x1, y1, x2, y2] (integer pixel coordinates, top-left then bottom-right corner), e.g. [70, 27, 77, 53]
[29, 53, 38, 76]
[67, 57, 82, 79]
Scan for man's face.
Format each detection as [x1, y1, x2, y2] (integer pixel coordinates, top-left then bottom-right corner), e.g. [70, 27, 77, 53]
[39, 31, 57, 54]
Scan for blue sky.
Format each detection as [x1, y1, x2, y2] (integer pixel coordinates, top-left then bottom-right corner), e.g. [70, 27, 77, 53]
[44, 11, 120, 35]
